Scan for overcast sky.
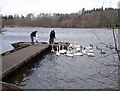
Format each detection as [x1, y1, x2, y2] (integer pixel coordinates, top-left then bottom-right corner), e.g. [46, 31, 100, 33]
[0, 0, 119, 15]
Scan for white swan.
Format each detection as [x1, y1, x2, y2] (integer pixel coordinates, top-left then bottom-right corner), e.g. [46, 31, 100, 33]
[86, 46, 93, 50]
[74, 45, 83, 56]
[66, 46, 70, 54]
[74, 52, 83, 56]
[59, 45, 67, 54]
[51, 44, 55, 52]
[74, 42, 78, 48]
[82, 47, 88, 55]
[86, 44, 93, 50]
[76, 47, 81, 52]
[65, 46, 74, 57]
[56, 46, 60, 56]
[87, 52, 94, 57]
[87, 48, 94, 57]
[69, 43, 73, 48]
[66, 53, 74, 57]
[88, 49, 94, 53]
[80, 45, 83, 51]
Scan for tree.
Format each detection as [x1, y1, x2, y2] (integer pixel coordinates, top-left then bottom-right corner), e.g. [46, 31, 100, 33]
[26, 13, 34, 18]
[8, 15, 14, 20]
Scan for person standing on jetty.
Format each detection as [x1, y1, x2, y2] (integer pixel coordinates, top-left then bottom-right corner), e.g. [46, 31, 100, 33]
[30, 30, 38, 45]
[49, 30, 56, 44]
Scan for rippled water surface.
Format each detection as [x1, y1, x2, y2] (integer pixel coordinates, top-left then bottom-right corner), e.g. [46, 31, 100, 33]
[1, 27, 118, 89]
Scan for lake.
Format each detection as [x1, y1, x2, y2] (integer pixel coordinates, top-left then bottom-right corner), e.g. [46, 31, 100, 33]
[0, 27, 118, 89]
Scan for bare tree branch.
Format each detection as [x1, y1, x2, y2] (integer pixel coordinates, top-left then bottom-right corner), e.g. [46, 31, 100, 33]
[112, 27, 120, 61]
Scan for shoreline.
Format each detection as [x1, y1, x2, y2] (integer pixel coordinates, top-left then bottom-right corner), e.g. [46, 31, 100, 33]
[3, 26, 119, 29]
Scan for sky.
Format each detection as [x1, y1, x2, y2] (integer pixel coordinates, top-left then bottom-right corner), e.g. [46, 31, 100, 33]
[0, 0, 120, 16]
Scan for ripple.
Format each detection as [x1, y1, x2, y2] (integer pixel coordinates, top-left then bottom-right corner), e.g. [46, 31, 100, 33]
[3, 28, 118, 89]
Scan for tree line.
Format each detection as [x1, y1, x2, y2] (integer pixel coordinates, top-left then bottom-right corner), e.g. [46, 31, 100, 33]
[1, 7, 119, 28]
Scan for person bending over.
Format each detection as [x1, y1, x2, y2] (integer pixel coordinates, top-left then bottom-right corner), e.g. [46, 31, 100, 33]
[30, 30, 37, 45]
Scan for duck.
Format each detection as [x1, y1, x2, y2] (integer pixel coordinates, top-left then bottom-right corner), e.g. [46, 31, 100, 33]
[100, 49, 106, 54]
[109, 45, 114, 49]
[106, 45, 115, 49]
[96, 46, 101, 50]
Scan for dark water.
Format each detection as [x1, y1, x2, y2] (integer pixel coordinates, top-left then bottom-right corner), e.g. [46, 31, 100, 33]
[0, 27, 118, 89]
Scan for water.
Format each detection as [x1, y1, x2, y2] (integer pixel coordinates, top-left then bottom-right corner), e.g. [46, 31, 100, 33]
[1, 27, 118, 89]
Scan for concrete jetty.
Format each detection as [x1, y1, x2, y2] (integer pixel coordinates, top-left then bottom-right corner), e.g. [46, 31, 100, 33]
[0, 81, 22, 91]
[1, 42, 50, 79]
[0, 42, 69, 90]
[1, 42, 69, 79]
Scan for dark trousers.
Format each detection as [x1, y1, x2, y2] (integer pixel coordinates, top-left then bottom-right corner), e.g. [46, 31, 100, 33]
[31, 36, 35, 45]
[49, 38, 54, 44]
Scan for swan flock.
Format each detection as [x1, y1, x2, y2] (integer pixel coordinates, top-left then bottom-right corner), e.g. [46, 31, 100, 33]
[51, 43, 95, 57]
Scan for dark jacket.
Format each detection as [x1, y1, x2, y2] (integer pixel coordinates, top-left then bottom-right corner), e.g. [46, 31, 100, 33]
[50, 30, 55, 39]
[30, 31, 37, 37]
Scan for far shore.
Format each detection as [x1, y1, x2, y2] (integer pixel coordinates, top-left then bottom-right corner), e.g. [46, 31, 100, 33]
[3, 26, 119, 29]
